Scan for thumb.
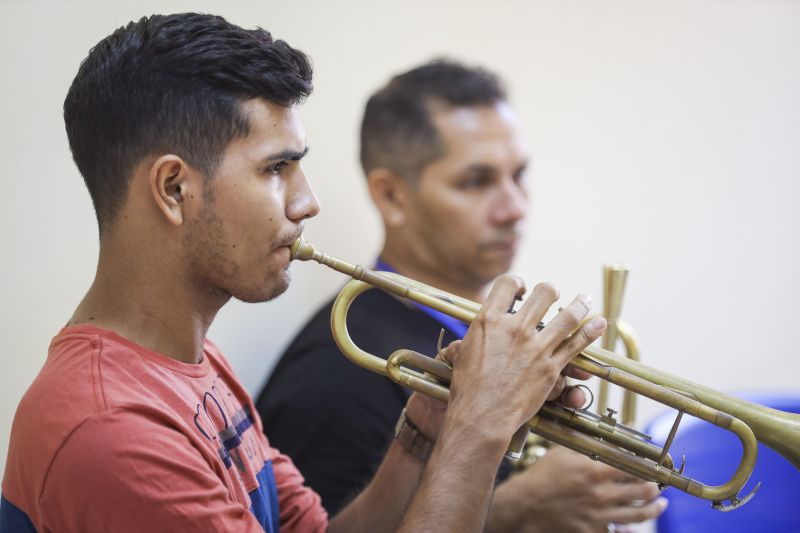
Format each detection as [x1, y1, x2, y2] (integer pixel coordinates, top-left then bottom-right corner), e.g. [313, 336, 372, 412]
[436, 339, 462, 366]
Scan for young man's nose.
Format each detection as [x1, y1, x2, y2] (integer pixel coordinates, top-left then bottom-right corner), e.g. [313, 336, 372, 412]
[287, 168, 321, 222]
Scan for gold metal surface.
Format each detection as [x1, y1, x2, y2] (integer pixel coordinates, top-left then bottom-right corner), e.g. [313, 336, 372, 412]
[597, 264, 641, 426]
[290, 237, 800, 510]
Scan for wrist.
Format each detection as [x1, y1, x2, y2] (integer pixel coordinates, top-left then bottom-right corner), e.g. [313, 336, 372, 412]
[394, 408, 435, 462]
[445, 397, 518, 448]
[440, 407, 509, 462]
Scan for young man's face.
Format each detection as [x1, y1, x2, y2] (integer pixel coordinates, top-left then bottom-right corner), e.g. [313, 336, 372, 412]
[184, 98, 319, 303]
[404, 101, 529, 288]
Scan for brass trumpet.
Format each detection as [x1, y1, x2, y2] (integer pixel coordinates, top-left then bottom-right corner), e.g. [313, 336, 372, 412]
[290, 237, 800, 511]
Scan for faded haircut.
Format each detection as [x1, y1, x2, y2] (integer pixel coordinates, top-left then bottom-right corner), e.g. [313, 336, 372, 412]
[360, 59, 506, 183]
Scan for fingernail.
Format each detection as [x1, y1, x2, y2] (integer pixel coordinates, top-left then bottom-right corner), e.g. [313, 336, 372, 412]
[657, 497, 669, 510]
[591, 317, 607, 331]
[579, 293, 592, 308]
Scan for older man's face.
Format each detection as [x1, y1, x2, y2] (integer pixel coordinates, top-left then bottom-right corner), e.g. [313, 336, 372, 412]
[403, 101, 529, 289]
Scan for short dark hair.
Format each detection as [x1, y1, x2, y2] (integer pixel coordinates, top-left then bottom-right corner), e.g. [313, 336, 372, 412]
[360, 59, 506, 182]
[64, 13, 313, 232]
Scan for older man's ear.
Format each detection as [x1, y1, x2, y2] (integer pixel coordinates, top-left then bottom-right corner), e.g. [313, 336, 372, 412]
[367, 168, 412, 228]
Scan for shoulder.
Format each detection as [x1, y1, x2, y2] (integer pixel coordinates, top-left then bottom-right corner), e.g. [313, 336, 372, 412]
[5, 327, 136, 503]
[5, 328, 207, 508]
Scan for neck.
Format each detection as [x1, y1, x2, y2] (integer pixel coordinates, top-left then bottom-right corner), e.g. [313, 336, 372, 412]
[379, 242, 490, 304]
[68, 235, 227, 364]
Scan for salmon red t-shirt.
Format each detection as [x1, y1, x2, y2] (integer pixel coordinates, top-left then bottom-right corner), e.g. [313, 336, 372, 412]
[1, 325, 328, 532]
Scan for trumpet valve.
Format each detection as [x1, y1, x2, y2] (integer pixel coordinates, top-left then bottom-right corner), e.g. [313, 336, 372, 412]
[599, 408, 619, 433]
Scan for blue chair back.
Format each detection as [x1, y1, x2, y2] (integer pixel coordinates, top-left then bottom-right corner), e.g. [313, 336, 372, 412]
[644, 390, 800, 533]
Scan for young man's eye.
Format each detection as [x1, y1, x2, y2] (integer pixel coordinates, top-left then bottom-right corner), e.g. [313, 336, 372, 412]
[265, 161, 289, 175]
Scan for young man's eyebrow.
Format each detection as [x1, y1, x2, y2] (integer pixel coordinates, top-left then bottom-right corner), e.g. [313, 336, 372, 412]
[264, 146, 310, 162]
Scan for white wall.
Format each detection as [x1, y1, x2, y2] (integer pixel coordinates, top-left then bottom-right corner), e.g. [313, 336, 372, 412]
[2, 0, 799, 482]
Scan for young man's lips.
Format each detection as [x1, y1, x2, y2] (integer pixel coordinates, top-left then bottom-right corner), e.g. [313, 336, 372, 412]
[278, 230, 303, 250]
[275, 246, 292, 266]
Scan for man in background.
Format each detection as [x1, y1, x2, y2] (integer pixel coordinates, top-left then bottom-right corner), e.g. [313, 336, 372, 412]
[257, 60, 667, 532]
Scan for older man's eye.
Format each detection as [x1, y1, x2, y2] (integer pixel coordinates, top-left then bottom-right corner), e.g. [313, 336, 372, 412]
[459, 175, 491, 189]
[512, 166, 527, 185]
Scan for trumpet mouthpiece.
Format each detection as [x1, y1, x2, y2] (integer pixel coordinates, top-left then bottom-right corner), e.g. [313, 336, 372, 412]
[290, 237, 316, 261]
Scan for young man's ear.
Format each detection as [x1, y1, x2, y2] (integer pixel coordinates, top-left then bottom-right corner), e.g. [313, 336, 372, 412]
[149, 155, 200, 226]
[367, 168, 412, 227]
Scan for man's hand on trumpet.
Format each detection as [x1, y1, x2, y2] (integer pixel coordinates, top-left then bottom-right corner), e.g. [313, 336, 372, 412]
[402, 275, 666, 533]
[404, 276, 600, 441]
[397, 275, 609, 532]
[445, 276, 605, 440]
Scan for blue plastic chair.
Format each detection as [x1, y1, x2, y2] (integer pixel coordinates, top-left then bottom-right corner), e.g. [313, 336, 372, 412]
[644, 390, 800, 533]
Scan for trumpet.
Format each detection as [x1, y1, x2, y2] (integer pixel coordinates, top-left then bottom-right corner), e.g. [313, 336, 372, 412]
[290, 237, 800, 511]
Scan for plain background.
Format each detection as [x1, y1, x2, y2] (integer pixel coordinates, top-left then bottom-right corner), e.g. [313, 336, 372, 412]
[1, 0, 798, 507]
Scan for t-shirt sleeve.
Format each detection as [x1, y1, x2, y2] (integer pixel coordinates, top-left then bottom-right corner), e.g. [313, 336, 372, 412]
[39, 408, 269, 533]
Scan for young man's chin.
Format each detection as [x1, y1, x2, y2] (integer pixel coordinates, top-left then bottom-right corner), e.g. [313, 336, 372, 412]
[232, 272, 291, 304]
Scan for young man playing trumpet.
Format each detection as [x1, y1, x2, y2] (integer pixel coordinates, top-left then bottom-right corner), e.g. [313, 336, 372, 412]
[257, 60, 668, 532]
[2, 13, 608, 533]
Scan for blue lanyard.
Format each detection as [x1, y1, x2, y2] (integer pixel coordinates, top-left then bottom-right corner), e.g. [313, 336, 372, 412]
[374, 258, 469, 339]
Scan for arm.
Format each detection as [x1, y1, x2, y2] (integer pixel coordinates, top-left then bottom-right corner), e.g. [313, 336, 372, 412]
[327, 426, 441, 533]
[328, 390, 505, 533]
[487, 446, 667, 533]
[331, 277, 607, 533]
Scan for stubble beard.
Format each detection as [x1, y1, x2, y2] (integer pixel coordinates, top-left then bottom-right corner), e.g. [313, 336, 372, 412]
[242, 266, 291, 304]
